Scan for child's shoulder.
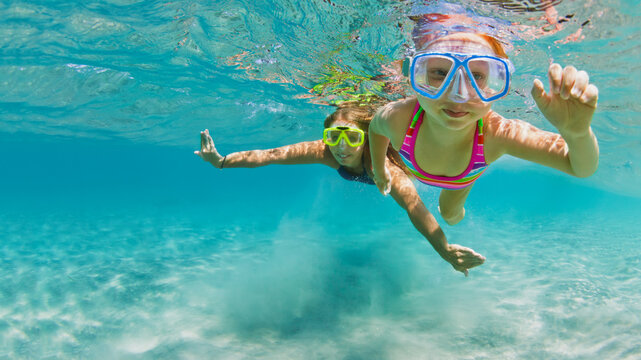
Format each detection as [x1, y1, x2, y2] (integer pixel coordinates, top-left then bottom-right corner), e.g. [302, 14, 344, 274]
[377, 97, 416, 121]
[375, 97, 417, 137]
[484, 110, 534, 140]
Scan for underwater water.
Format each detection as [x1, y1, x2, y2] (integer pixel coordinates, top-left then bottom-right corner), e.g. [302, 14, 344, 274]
[1, 0, 641, 359]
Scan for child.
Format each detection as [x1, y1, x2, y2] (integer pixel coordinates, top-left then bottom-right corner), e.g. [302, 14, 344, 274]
[196, 102, 485, 275]
[369, 4, 599, 226]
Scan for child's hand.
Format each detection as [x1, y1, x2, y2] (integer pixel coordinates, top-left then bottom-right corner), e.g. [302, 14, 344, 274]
[531, 63, 598, 138]
[442, 244, 486, 277]
[194, 129, 225, 168]
[372, 166, 392, 195]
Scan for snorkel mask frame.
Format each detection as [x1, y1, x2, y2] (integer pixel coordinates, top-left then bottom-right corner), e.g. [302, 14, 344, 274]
[323, 126, 365, 147]
[404, 51, 515, 102]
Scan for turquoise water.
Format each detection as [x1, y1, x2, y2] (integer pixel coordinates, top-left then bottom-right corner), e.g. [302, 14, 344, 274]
[2, 0, 641, 359]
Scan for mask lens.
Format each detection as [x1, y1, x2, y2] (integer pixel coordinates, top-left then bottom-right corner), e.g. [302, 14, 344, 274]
[467, 57, 509, 100]
[324, 128, 363, 147]
[345, 130, 363, 146]
[413, 55, 454, 97]
[326, 130, 342, 145]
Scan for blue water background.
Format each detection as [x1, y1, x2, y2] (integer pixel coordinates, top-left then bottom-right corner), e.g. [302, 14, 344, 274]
[2, 0, 641, 358]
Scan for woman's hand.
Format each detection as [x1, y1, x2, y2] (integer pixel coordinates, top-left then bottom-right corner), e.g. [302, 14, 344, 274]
[531, 63, 598, 138]
[194, 129, 225, 168]
[441, 244, 486, 277]
[372, 165, 392, 195]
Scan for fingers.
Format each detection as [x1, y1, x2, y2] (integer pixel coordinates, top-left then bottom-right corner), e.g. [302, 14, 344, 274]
[450, 249, 485, 276]
[452, 264, 469, 277]
[580, 83, 598, 108]
[206, 129, 218, 152]
[570, 70, 589, 99]
[197, 129, 215, 162]
[548, 63, 579, 99]
[531, 78, 548, 108]
[374, 168, 392, 196]
[376, 180, 390, 196]
[194, 150, 206, 161]
[458, 256, 485, 268]
[383, 168, 392, 195]
[548, 63, 598, 107]
[450, 247, 486, 270]
[548, 63, 563, 95]
[206, 134, 213, 150]
[204, 129, 212, 150]
[559, 65, 577, 99]
[199, 129, 217, 153]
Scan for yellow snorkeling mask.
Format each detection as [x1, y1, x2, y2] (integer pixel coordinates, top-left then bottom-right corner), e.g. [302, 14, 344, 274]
[323, 126, 365, 147]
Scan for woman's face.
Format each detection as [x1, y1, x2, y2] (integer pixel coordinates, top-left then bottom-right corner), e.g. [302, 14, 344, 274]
[326, 120, 366, 167]
[416, 33, 496, 130]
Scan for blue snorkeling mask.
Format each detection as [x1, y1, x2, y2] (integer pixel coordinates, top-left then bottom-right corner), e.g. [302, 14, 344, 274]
[408, 51, 514, 103]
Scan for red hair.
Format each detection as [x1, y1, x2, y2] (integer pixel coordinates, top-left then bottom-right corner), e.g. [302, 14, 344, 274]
[479, 34, 508, 59]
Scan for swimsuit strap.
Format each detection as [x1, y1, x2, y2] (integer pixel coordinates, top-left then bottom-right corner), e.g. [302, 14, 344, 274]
[398, 101, 488, 190]
[405, 101, 424, 139]
[336, 153, 375, 185]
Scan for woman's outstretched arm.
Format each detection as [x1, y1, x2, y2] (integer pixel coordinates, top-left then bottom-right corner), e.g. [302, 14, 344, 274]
[195, 129, 334, 168]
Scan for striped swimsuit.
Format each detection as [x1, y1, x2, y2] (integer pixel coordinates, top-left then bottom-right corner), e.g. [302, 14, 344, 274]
[399, 103, 488, 190]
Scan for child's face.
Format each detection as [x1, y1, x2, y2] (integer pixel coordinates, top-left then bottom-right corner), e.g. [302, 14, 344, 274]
[415, 33, 498, 129]
[326, 120, 366, 167]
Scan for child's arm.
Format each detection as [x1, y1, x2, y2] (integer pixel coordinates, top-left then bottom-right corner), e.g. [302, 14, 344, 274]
[194, 129, 332, 168]
[369, 100, 413, 194]
[490, 63, 599, 177]
[369, 109, 393, 195]
[387, 163, 485, 276]
[531, 63, 599, 176]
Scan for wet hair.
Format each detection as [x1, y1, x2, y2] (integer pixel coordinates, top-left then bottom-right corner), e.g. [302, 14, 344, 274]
[414, 28, 510, 59]
[323, 101, 410, 175]
[479, 34, 509, 59]
[323, 101, 376, 131]
[410, 7, 515, 58]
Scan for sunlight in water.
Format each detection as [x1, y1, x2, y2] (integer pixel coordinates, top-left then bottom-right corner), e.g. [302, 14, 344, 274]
[1, 0, 641, 358]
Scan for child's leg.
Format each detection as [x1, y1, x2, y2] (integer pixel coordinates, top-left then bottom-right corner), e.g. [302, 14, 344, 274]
[438, 186, 474, 225]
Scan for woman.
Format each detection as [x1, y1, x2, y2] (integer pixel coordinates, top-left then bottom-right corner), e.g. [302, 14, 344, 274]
[195, 102, 485, 276]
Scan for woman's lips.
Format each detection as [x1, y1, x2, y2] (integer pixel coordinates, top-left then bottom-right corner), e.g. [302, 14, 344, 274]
[443, 109, 469, 118]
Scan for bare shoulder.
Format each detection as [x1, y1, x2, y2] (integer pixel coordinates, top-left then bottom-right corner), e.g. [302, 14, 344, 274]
[378, 97, 415, 122]
[306, 139, 335, 162]
[375, 97, 417, 149]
